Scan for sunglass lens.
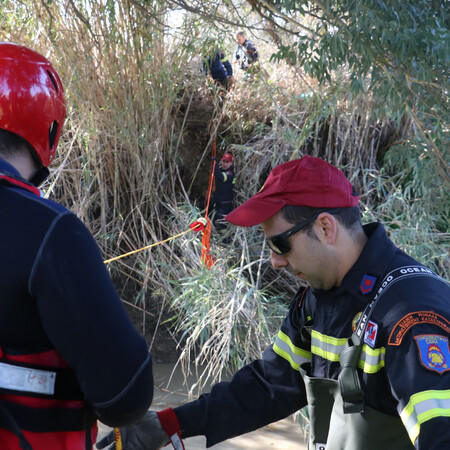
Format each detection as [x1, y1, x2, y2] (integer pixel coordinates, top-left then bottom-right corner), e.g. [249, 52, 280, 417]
[267, 238, 289, 255]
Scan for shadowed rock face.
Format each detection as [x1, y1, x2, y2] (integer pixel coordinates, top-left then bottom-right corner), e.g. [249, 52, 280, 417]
[176, 93, 217, 204]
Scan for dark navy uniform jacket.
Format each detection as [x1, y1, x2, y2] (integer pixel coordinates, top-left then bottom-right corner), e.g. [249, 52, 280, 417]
[203, 52, 233, 80]
[175, 223, 450, 449]
[212, 163, 235, 204]
[0, 158, 153, 427]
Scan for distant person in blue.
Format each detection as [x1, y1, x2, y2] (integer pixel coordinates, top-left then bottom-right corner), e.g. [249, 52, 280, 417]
[234, 31, 258, 71]
[203, 42, 234, 91]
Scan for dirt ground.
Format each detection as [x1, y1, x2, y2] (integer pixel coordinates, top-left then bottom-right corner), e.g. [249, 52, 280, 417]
[97, 363, 308, 449]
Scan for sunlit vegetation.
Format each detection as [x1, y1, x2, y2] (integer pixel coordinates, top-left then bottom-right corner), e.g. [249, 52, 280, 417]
[1, 0, 447, 391]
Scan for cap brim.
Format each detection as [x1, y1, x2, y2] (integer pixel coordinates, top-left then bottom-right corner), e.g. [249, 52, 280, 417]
[225, 197, 283, 227]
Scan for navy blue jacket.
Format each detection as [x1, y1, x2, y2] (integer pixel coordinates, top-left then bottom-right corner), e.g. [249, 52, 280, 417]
[212, 163, 235, 204]
[174, 223, 450, 449]
[204, 52, 233, 80]
[0, 158, 153, 428]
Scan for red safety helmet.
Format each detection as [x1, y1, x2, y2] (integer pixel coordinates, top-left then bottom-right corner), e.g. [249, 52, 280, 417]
[0, 42, 66, 167]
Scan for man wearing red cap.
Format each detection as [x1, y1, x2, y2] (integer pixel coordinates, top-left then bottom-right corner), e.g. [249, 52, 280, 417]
[211, 152, 235, 233]
[99, 156, 449, 449]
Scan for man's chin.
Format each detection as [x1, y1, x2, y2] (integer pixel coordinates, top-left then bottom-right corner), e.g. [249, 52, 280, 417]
[284, 268, 307, 282]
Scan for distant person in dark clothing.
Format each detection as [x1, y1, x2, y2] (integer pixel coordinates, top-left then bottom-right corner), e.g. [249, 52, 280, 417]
[234, 31, 259, 71]
[212, 153, 235, 232]
[203, 45, 234, 91]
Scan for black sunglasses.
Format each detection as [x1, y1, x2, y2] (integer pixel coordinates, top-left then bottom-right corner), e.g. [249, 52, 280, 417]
[266, 208, 341, 256]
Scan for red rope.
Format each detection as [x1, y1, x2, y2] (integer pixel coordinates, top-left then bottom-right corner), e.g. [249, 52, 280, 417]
[201, 136, 217, 269]
[204, 137, 216, 217]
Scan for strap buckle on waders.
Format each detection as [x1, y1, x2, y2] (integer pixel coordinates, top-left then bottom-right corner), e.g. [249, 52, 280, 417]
[338, 335, 364, 414]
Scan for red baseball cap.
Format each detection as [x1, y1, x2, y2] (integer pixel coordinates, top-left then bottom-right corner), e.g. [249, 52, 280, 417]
[226, 156, 359, 227]
[221, 153, 233, 162]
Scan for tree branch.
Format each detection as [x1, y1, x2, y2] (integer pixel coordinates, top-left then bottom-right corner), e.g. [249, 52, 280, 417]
[254, 0, 313, 33]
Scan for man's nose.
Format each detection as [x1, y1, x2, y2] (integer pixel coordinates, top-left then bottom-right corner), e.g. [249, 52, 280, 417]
[270, 251, 289, 269]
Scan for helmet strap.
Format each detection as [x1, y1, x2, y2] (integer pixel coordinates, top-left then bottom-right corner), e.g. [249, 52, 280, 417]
[30, 166, 50, 187]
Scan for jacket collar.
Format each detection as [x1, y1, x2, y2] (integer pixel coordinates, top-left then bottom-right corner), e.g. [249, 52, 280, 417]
[338, 223, 397, 301]
[311, 223, 397, 303]
[0, 158, 21, 177]
[0, 158, 42, 197]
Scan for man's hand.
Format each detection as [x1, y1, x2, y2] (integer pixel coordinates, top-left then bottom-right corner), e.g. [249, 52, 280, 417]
[96, 410, 169, 450]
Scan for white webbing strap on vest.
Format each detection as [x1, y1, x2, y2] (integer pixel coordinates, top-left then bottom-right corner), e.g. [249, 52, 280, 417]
[0, 362, 56, 395]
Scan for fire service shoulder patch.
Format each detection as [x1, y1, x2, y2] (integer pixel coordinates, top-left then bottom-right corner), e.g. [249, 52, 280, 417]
[414, 335, 450, 375]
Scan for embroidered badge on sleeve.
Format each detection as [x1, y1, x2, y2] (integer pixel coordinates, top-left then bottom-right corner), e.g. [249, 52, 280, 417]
[389, 311, 450, 346]
[352, 311, 363, 333]
[414, 335, 450, 374]
[360, 274, 377, 295]
[364, 320, 378, 348]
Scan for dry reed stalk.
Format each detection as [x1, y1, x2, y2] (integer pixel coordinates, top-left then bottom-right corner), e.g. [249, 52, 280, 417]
[3, 1, 444, 396]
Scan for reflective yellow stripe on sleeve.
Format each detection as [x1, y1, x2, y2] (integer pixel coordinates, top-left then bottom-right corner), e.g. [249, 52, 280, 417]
[311, 330, 385, 373]
[400, 389, 450, 444]
[273, 330, 311, 371]
[311, 330, 347, 362]
[358, 345, 385, 374]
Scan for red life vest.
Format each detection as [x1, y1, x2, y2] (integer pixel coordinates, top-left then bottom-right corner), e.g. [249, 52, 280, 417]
[0, 174, 98, 449]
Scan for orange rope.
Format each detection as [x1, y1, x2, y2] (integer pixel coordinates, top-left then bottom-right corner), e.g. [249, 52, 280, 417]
[204, 136, 217, 217]
[201, 136, 217, 269]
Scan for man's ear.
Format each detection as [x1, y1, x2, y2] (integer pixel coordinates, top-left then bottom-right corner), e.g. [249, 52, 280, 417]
[315, 213, 338, 244]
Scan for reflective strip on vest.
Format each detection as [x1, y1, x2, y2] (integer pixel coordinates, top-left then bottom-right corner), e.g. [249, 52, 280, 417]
[400, 389, 450, 444]
[311, 330, 385, 373]
[0, 362, 56, 395]
[221, 56, 229, 63]
[223, 173, 228, 182]
[273, 330, 311, 371]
